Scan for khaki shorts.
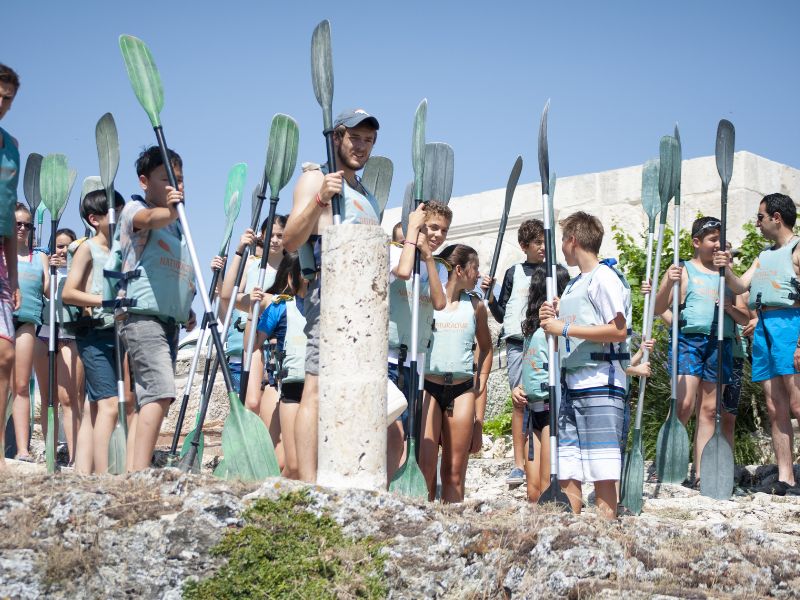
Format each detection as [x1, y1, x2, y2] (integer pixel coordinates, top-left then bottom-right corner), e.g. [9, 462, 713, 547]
[120, 314, 179, 409]
[303, 277, 320, 376]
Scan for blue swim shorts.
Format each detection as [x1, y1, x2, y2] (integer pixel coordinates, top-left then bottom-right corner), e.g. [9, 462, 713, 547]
[751, 308, 800, 383]
[672, 333, 732, 384]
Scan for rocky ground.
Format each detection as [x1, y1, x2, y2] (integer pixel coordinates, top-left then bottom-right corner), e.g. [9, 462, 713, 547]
[1, 442, 798, 599]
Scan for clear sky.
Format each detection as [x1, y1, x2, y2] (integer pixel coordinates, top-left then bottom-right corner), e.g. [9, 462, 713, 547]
[4, 1, 799, 287]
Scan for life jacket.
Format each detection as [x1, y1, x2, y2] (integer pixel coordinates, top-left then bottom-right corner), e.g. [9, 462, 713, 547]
[14, 251, 44, 325]
[558, 260, 632, 373]
[0, 127, 20, 238]
[274, 295, 307, 385]
[502, 263, 531, 340]
[521, 328, 549, 408]
[748, 237, 800, 309]
[42, 266, 82, 328]
[426, 291, 477, 380]
[680, 260, 735, 338]
[62, 238, 115, 334]
[103, 198, 195, 324]
[226, 256, 274, 359]
[298, 162, 381, 281]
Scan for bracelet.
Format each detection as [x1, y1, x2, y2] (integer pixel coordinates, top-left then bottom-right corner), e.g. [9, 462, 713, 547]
[235, 250, 244, 257]
[562, 323, 571, 353]
[315, 193, 330, 208]
[403, 240, 417, 247]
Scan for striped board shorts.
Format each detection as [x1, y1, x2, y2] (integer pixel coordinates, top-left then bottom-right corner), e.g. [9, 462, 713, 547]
[558, 384, 626, 483]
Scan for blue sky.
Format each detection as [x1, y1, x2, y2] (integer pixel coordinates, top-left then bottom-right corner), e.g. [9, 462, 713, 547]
[4, 1, 799, 281]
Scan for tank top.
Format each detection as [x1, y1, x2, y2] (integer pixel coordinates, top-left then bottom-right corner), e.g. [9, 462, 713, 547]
[749, 237, 800, 308]
[681, 261, 735, 338]
[0, 128, 20, 237]
[15, 251, 44, 325]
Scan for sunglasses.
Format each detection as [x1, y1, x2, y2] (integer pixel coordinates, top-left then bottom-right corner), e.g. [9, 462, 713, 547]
[756, 213, 767, 223]
[16, 221, 33, 231]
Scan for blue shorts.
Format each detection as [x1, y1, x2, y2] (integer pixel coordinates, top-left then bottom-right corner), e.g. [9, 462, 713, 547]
[227, 360, 242, 392]
[672, 333, 732, 384]
[75, 327, 118, 402]
[752, 308, 800, 382]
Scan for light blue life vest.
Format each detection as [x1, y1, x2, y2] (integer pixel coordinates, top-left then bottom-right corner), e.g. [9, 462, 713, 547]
[15, 251, 44, 325]
[521, 327, 549, 409]
[226, 257, 274, 358]
[503, 263, 531, 340]
[0, 128, 19, 238]
[426, 291, 477, 380]
[276, 295, 307, 385]
[748, 237, 800, 309]
[681, 260, 735, 338]
[558, 261, 632, 372]
[42, 266, 81, 327]
[86, 239, 115, 329]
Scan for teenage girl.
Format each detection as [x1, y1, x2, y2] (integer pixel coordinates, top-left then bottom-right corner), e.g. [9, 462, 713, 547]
[420, 244, 492, 502]
[10, 203, 48, 461]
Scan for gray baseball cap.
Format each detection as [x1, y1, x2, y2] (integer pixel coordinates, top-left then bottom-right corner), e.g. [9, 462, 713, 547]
[333, 108, 380, 130]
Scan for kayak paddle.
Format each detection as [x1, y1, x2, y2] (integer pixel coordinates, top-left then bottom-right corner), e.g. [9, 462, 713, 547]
[486, 156, 523, 303]
[23, 153, 43, 248]
[361, 156, 393, 221]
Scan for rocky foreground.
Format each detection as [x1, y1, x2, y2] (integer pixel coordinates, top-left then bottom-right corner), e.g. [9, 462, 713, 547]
[0, 453, 798, 599]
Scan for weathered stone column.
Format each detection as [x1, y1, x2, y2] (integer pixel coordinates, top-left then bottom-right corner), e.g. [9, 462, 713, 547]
[317, 224, 388, 490]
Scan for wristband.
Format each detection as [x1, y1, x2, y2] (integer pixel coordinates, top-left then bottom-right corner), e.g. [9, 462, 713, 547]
[403, 240, 417, 248]
[562, 323, 571, 352]
[235, 250, 244, 257]
[315, 193, 330, 208]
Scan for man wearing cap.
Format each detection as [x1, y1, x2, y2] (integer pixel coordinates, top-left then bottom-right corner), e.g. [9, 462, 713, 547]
[283, 108, 381, 482]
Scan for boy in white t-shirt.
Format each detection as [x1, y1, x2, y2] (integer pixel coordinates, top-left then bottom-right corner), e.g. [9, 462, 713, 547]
[539, 211, 631, 519]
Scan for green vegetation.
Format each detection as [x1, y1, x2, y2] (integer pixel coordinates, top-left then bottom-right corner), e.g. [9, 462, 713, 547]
[484, 395, 513, 436]
[183, 491, 386, 600]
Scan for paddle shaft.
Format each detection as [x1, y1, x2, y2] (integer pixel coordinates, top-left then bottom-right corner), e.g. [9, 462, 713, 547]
[46, 218, 59, 471]
[107, 204, 129, 436]
[406, 197, 423, 455]
[324, 131, 342, 224]
[541, 190, 561, 483]
[715, 183, 728, 430]
[671, 205, 681, 408]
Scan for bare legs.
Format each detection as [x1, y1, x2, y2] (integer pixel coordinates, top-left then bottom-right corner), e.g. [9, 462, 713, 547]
[295, 373, 318, 482]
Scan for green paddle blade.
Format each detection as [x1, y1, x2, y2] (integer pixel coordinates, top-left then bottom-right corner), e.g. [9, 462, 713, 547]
[411, 99, 427, 200]
[213, 458, 228, 479]
[23, 153, 43, 212]
[422, 142, 454, 205]
[538, 100, 551, 195]
[108, 424, 126, 475]
[222, 393, 280, 481]
[655, 404, 690, 484]
[641, 159, 661, 232]
[657, 136, 677, 223]
[400, 181, 413, 236]
[46, 406, 55, 473]
[620, 430, 645, 515]
[179, 416, 205, 474]
[388, 439, 428, 498]
[699, 433, 734, 500]
[35, 203, 45, 231]
[119, 34, 164, 128]
[220, 163, 247, 254]
[672, 124, 682, 206]
[361, 156, 394, 218]
[265, 114, 300, 197]
[715, 120, 735, 187]
[311, 20, 334, 131]
[39, 154, 72, 220]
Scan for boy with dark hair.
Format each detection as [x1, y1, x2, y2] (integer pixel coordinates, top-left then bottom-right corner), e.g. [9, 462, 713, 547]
[481, 218, 545, 486]
[113, 146, 196, 471]
[539, 211, 630, 518]
[0, 63, 21, 467]
[63, 189, 127, 473]
[715, 193, 800, 495]
[651, 216, 748, 483]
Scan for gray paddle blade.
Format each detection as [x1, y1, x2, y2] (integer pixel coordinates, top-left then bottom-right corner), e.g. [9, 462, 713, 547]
[401, 182, 413, 237]
[411, 99, 427, 200]
[422, 142, 454, 205]
[620, 446, 645, 515]
[95, 112, 120, 192]
[107, 425, 126, 475]
[80, 176, 103, 235]
[548, 170, 556, 201]
[361, 156, 394, 217]
[673, 124, 682, 206]
[505, 155, 523, 212]
[265, 114, 300, 196]
[251, 183, 262, 224]
[658, 136, 677, 220]
[311, 20, 334, 130]
[699, 433, 734, 500]
[538, 100, 550, 195]
[23, 153, 43, 211]
[655, 409, 690, 484]
[715, 120, 735, 186]
[39, 154, 70, 219]
[641, 159, 661, 230]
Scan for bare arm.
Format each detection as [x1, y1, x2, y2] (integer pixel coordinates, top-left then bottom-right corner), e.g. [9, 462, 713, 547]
[714, 250, 757, 294]
[40, 252, 51, 297]
[62, 243, 97, 307]
[653, 265, 684, 316]
[473, 300, 492, 422]
[725, 292, 750, 327]
[3, 234, 19, 309]
[283, 169, 341, 252]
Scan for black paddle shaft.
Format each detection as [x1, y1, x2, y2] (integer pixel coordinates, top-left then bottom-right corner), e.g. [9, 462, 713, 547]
[323, 130, 342, 221]
[714, 183, 729, 426]
[47, 218, 59, 412]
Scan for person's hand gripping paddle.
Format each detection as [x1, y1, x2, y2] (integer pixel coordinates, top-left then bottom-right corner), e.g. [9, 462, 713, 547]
[700, 120, 736, 500]
[655, 125, 691, 484]
[39, 154, 74, 473]
[119, 34, 280, 480]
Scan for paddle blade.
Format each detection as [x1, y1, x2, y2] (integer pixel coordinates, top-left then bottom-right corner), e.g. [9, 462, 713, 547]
[699, 433, 734, 500]
[362, 156, 394, 218]
[389, 440, 428, 498]
[422, 142, 454, 205]
[549, 171, 556, 201]
[46, 406, 55, 473]
[641, 159, 661, 227]
[251, 184, 262, 224]
[504, 155, 523, 214]
[654, 410, 690, 484]
[715, 120, 735, 186]
[220, 163, 247, 254]
[81, 175, 104, 200]
[265, 114, 300, 196]
[222, 393, 280, 481]
[95, 112, 120, 192]
[401, 182, 413, 236]
[179, 428, 205, 474]
[39, 154, 71, 219]
[213, 458, 228, 479]
[673, 124, 682, 206]
[411, 99, 427, 200]
[107, 425, 126, 475]
[538, 100, 550, 195]
[620, 445, 644, 515]
[311, 20, 334, 130]
[119, 34, 164, 128]
[658, 136, 677, 218]
[23, 153, 43, 211]
[537, 479, 573, 512]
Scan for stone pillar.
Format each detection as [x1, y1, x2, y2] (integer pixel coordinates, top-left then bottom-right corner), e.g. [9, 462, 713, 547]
[317, 224, 388, 490]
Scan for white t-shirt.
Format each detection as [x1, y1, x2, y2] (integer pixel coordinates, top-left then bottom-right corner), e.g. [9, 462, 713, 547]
[564, 265, 628, 390]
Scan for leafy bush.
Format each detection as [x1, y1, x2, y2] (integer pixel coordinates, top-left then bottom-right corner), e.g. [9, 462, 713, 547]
[484, 395, 513, 436]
